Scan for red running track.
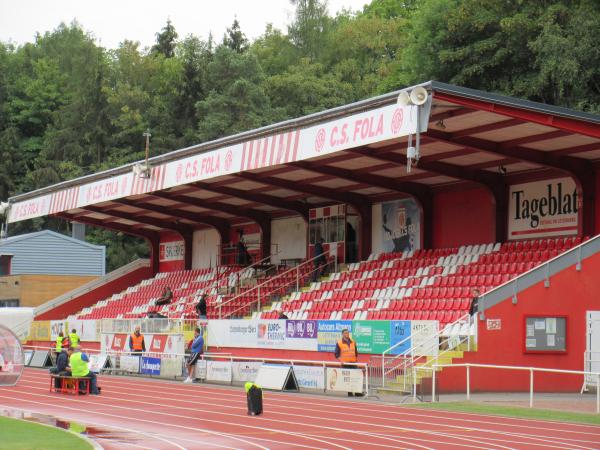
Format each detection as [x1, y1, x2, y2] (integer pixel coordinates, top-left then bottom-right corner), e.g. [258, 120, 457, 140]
[0, 369, 598, 450]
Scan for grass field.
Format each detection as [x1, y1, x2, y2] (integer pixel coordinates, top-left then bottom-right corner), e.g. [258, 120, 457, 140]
[0, 416, 92, 450]
[409, 401, 600, 425]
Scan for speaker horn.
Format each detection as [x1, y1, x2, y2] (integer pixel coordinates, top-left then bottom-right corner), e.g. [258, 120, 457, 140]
[409, 86, 429, 105]
[396, 91, 411, 106]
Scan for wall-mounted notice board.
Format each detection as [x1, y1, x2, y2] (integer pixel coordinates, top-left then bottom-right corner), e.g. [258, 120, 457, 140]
[524, 316, 567, 354]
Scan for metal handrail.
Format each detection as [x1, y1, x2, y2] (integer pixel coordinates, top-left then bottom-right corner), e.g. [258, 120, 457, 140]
[149, 251, 282, 320]
[217, 250, 335, 319]
[223, 248, 283, 290]
[420, 362, 600, 413]
[379, 313, 473, 389]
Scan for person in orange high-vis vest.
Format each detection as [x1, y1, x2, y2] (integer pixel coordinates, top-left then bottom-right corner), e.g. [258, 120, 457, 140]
[129, 326, 145, 355]
[334, 328, 361, 396]
[334, 329, 358, 364]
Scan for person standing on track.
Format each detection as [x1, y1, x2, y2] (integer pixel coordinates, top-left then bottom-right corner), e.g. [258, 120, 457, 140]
[55, 331, 64, 356]
[334, 328, 361, 397]
[129, 326, 146, 355]
[184, 327, 204, 383]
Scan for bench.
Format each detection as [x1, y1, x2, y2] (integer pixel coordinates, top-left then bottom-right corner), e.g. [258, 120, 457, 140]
[50, 374, 90, 395]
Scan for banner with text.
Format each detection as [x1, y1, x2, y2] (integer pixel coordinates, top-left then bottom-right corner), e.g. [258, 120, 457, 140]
[293, 365, 325, 390]
[207, 360, 232, 382]
[232, 361, 263, 383]
[326, 367, 363, 393]
[100, 333, 185, 356]
[508, 177, 579, 240]
[285, 320, 318, 351]
[352, 320, 391, 354]
[9, 99, 431, 224]
[389, 320, 412, 355]
[410, 321, 439, 357]
[381, 198, 421, 253]
[317, 321, 353, 352]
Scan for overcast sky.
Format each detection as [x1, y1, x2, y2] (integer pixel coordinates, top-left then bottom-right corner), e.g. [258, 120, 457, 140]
[0, 0, 368, 49]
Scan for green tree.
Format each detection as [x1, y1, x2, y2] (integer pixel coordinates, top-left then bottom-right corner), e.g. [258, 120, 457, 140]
[397, 0, 600, 111]
[174, 36, 213, 143]
[288, 0, 331, 60]
[223, 19, 249, 53]
[250, 25, 298, 77]
[196, 46, 271, 141]
[152, 19, 179, 58]
[266, 59, 353, 119]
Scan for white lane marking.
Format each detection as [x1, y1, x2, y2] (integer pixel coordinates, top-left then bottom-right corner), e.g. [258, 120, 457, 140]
[11, 381, 529, 450]
[24, 376, 594, 450]
[2, 385, 435, 450]
[0, 392, 363, 450]
[0, 395, 271, 450]
[66, 372, 600, 437]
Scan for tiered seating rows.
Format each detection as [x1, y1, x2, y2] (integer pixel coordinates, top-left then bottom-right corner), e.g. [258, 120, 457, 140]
[262, 237, 583, 328]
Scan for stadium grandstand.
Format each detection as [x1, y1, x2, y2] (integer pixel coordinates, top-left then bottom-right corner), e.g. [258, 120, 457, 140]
[3, 80, 600, 399]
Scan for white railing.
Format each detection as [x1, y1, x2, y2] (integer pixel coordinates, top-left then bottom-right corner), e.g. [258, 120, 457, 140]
[99, 317, 203, 334]
[583, 351, 600, 392]
[29, 344, 369, 396]
[34, 258, 150, 317]
[375, 313, 475, 392]
[420, 363, 600, 414]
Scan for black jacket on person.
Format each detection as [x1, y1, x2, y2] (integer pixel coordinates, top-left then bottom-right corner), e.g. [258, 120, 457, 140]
[196, 296, 207, 316]
[469, 296, 479, 316]
[50, 350, 69, 375]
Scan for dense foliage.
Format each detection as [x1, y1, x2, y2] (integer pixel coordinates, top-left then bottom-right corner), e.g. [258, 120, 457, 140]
[1, 0, 598, 270]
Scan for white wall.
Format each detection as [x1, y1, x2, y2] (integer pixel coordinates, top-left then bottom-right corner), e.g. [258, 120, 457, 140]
[371, 203, 383, 255]
[192, 229, 221, 269]
[271, 216, 307, 264]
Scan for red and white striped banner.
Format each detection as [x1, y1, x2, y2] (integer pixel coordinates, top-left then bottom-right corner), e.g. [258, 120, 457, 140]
[49, 186, 80, 214]
[9, 101, 428, 224]
[240, 131, 301, 171]
[130, 164, 167, 196]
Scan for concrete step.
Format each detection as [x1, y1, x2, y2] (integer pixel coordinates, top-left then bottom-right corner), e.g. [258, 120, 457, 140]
[376, 386, 412, 395]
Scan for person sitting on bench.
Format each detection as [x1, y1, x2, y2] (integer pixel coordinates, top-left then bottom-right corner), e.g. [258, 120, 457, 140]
[50, 347, 72, 388]
[69, 346, 99, 395]
[155, 287, 173, 306]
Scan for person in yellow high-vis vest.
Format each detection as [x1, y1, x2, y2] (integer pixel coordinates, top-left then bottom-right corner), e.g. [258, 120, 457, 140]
[55, 332, 64, 354]
[69, 329, 80, 347]
[69, 346, 99, 395]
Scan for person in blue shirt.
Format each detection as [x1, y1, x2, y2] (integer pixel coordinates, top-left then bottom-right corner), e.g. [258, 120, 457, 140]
[184, 327, 204, 383]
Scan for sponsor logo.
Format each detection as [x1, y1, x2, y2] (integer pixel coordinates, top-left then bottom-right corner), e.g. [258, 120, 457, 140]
[229, 324, 257, 335]
[315, 128, 326, 152]
[141, 357, 161, 375]
[512, 182, 578, 228]
[225, 150, 233, 171]
[391, 109, 404, 134]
